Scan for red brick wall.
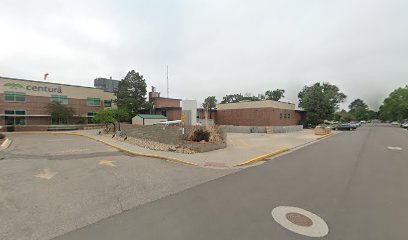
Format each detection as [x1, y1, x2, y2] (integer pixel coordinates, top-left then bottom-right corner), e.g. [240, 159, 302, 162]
[154, 109, 181, 121]
[151, 98, 180, 108]
[215, 108, 302, 126]
[0, 94, 104, 116]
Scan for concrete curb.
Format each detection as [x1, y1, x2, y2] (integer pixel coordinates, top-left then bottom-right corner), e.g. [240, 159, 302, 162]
[0, 138, 11, 150]
[73, 133, 199, 167]
[234, 148, 290, 167]
[9, 131, 198, 166]
[316, 133, 335, 140]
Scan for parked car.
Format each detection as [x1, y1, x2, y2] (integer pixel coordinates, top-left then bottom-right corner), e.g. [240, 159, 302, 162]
[359, 120, 367, 124]
[400, 122, 408, 128]
[391, 121, 399, 126]
[349, 122, 360, 128]
[333, 123, 357, 131]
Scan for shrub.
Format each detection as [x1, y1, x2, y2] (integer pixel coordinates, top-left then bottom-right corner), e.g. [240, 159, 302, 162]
[0, 133, 5, 139]
[191, 128, 210, 142]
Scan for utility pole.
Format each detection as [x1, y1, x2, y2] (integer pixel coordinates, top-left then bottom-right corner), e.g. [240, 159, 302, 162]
[166, 65, 169, 97]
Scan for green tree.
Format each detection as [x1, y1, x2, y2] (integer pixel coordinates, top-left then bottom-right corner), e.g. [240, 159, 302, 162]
[298, 82, 347, 126]
[203, 96, 217, 109]
[379, 86, 408, 121]
[349, 98, 369, 121]
[367, 110, 378, 120]
[221, 94, 244, 103]
[115, 70, 148, 115]
[112, 108, 130, 131]
[94, 109, 116, 132]
[48, 102, 74, 125]
[265, 89, 285, 101]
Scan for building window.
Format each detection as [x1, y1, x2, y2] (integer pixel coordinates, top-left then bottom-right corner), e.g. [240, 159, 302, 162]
[4, 92, 26, 102]
[87, 98, 101, 106]
[51, 95, 68, 104]
[104, 100, 112, 107]
[87, 112, 97, 123]
[288, 113, 291, 119]
[4, 110, 26, 125]
[284, 113, 287, 119]
[161, 110, 167, 117]
[280, 113, 283, 119]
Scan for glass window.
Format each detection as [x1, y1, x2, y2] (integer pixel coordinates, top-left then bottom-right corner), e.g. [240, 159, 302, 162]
[4, 110, 26, 115]
[288, 113, 291, 119]
[4, 110, 26, 125]
[104, 100, 112, 107]
[87, 112, 96, 124]
[4, 92, 26, 102]
[51, 95, 68, 104]
[280, 113, 283, 119]
[87, 98, 101, 106]
[284, 113, 287, 119]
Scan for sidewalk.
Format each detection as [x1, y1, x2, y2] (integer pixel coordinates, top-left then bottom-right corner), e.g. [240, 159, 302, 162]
[71, 129, 333, 168]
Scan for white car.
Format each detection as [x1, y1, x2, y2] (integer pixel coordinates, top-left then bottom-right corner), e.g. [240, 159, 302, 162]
[401, 122, 408, 128]
[391, 121, 399, 126]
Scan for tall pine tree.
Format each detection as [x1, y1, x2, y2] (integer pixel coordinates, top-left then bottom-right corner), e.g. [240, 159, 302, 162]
[115, 70, 147, 115]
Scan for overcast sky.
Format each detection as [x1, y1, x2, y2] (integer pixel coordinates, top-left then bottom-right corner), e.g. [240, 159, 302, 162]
[1, 0, 407, 110]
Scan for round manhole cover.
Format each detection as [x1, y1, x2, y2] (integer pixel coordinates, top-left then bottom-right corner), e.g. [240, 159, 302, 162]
[286, 212, 313, 227]
[271, 206, 329, 237]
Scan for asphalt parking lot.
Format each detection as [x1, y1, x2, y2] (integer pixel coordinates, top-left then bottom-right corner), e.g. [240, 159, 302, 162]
[0, 133, 236, 240]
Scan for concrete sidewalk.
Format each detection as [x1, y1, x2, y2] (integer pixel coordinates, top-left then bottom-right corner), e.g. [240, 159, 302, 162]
[71, 129, 331, 168]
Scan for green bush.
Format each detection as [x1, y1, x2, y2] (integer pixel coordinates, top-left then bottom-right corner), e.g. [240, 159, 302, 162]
[0, 133, 5, 139]
[191, 128, 210, 142]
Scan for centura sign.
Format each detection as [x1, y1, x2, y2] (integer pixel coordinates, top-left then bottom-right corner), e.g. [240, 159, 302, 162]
[4, 82, 62, 93]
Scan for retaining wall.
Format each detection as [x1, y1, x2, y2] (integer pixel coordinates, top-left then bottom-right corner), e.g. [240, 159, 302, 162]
[222, 125, 303, 133]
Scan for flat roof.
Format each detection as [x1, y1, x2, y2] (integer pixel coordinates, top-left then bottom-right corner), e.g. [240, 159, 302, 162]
[217, 100, 296, 111]
[0, 76, 99, 90]
[136, 114, 167, 119]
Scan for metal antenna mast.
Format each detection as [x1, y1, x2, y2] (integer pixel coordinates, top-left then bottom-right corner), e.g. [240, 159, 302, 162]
[166, 65, 169, 97]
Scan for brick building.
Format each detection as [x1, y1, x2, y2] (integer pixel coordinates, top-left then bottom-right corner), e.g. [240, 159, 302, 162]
[215, 100, 305, 126]
[148, 87, 181, 121]
[0, 76, 116, 130]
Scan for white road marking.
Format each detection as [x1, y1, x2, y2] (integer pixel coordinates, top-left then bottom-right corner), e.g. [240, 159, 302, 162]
[387, 146, 403, 150]
[34, 169, 57, 180]
[271, 206, 329, 237]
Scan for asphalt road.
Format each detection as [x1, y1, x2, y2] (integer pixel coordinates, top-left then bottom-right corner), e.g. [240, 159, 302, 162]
[0, 133, 235, 240]
[53, 124, 408, 240]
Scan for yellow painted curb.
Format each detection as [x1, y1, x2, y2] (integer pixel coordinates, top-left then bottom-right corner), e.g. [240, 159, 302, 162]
[316, 133, 334, 140]
[234, 147, 290, 167]
[72, 133, 199, 166]
[11, 131, 198, 166]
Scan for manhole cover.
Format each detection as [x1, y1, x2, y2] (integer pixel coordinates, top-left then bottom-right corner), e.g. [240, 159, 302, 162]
[271, 206, 329, 237]
[286, 212, 313, 227]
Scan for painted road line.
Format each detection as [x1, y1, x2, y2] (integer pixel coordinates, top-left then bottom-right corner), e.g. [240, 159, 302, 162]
[387, 146, 402, 150]
[99, 160, 117, 167]
[234, 148, 290, 167]
[34, 169, 57, 180]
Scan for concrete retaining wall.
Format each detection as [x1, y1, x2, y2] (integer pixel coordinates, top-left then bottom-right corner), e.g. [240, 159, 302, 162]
[222, 125, 303, 133]
[123, 125, 183, 145]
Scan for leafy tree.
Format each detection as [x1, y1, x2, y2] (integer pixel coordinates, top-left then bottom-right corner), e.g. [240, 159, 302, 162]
[113, 108, 130, 131]
[265, 89, 285, 101]
[349, 98, 369, 121]
[48, 102, 74, 125]
[298, 82, 347, 126]
[115, 70, 147, 116]
[203, 96, 217, 109]
[367, 110, 378, 120]
[221, 94, 244, 103]
[94, 109, 116, 132]
[379, 86, 408, 121]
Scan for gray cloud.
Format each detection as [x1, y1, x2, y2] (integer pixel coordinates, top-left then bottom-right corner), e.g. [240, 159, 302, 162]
[1, 0, 407, 110]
